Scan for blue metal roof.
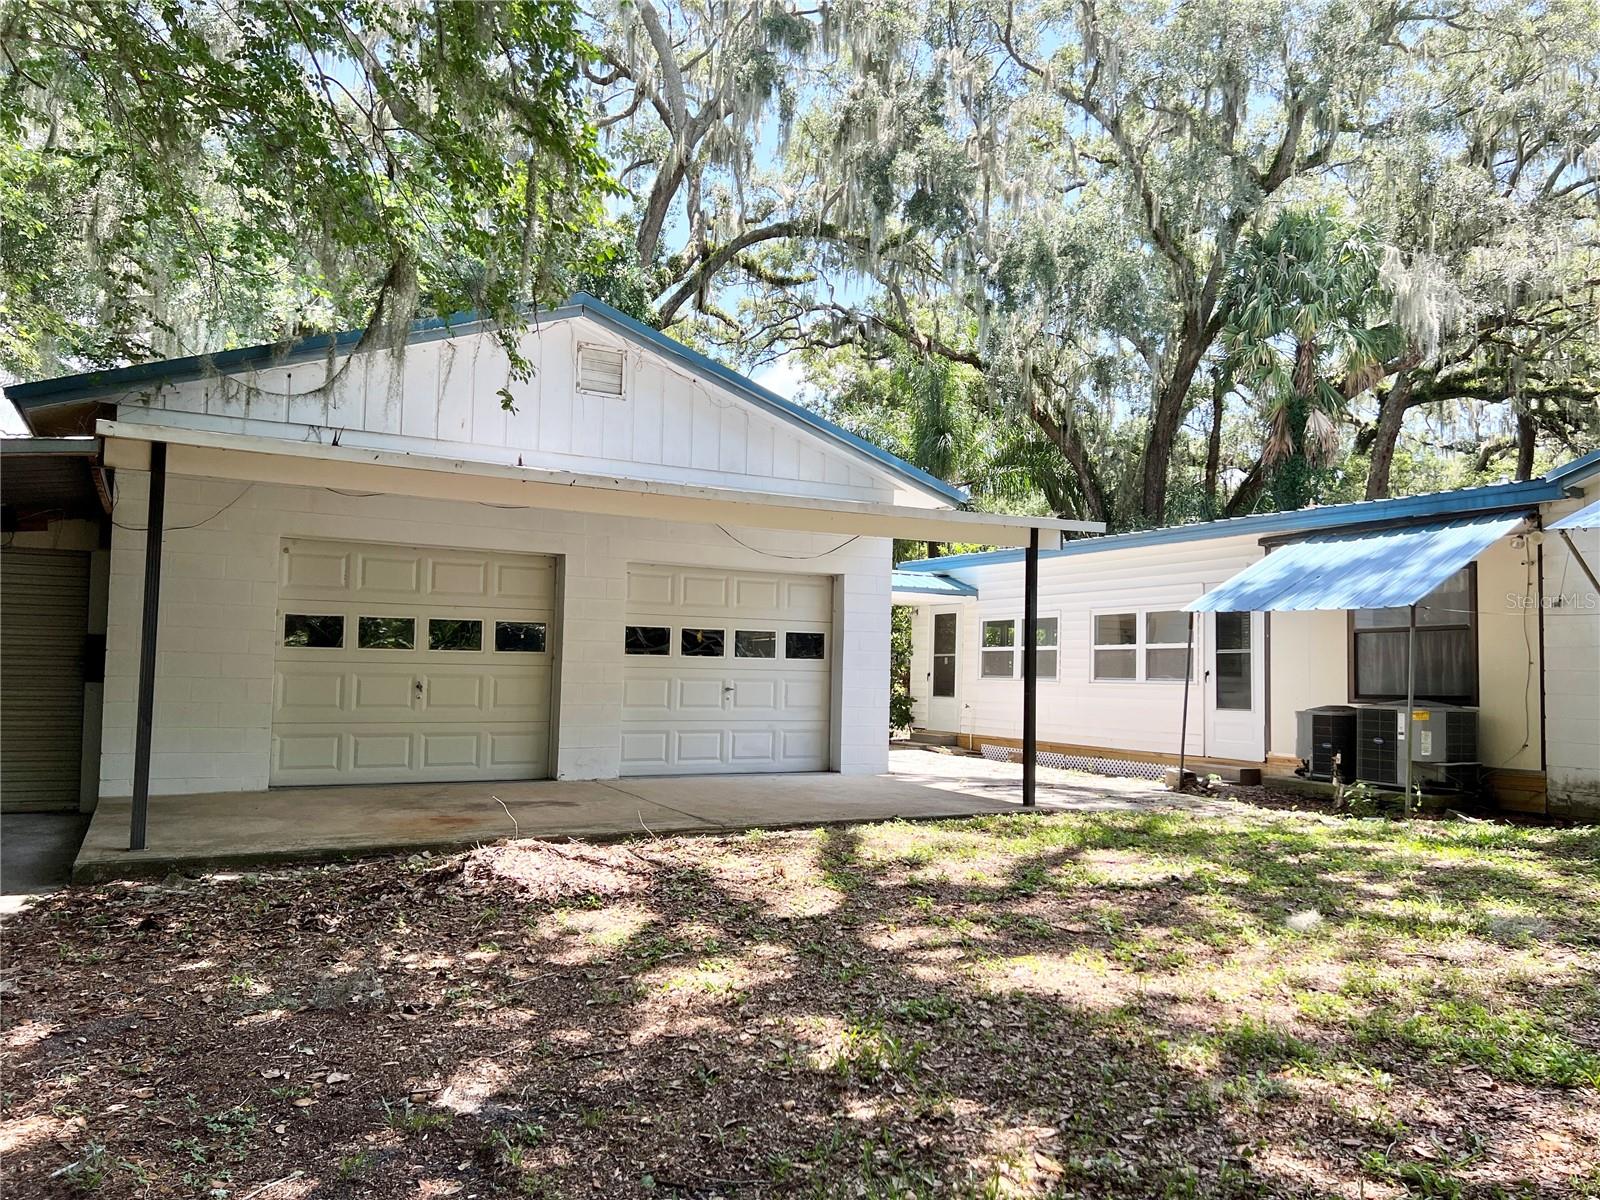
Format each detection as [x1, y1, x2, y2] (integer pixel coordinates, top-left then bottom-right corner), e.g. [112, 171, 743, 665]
[890, 570, 978, 598]
[1185, 513, 1530, 613]
[895, 466, 1590, 574]
[3, 292, 967, 507]
[1550, 497, 1600, 530]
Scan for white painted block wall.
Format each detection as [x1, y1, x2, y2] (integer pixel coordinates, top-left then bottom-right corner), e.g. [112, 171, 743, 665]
[101, 471, 891, 797]
[1542, 483, 1600, 806]
[904, 534, 1266, 757]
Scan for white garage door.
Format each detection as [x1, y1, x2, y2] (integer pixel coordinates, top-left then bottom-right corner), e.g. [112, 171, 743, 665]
[621, 565, 832, 775]
[273, 539, 555, 785]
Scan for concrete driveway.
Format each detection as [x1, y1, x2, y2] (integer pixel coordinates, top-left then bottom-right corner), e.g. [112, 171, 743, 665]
[71, 747, 1215, 883]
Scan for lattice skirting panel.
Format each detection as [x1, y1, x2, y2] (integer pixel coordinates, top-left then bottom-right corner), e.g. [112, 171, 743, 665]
[980, 742, 1166, 781]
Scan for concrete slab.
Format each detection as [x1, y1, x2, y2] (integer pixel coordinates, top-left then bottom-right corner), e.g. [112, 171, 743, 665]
[2, 813, 90, 910]
[73, 764, 1016, 883]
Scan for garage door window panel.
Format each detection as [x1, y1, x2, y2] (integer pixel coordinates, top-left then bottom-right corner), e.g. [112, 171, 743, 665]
[495, 620, 547, 652]
[429, 618, 483, 651]
[626, 625, 671, 655]
[358, 616, 415, 650]
[735, 630, 777, 658]
[284, 613, 345, 648]
[785, 631, 825, 660]
[682, 628, 726, 657]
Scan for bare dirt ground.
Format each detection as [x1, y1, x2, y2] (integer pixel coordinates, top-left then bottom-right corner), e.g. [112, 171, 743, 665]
[3, 803, 1597, 1198]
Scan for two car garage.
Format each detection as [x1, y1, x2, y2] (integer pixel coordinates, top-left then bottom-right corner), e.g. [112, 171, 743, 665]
[270, 539, 835, 785]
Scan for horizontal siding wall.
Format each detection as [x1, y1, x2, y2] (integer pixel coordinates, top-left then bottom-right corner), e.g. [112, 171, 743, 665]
[114, 317, 917, 506]
[101, 472, 891, 797]
[1542, 484, 1600, 809]
[929, 535, 1266, 758]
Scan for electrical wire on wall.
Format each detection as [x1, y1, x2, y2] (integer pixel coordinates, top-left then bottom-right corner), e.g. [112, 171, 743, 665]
[110, 477, 256, 533]
[716, 525, 861, 560]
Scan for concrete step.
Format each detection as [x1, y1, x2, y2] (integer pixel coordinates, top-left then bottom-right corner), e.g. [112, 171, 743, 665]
[908, 730, 959, 747]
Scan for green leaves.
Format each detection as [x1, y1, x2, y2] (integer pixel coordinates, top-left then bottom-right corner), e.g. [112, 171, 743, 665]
[0, 0, 611, 379]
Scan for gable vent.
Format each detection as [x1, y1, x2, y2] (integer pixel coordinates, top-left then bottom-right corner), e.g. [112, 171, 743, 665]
[577, 345, 626, 397]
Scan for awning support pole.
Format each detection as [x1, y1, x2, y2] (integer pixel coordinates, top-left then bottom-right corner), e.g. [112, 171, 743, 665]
[1402, 602, 1416, 818]
[1177, 612, 1195, 787]
[129, 441, 167, 852]
[1559, 529, 1600, 595]
[1022, 526, 1039, 808]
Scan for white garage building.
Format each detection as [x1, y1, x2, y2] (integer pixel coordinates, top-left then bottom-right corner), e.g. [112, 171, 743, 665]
[5, 295, 1087, 850]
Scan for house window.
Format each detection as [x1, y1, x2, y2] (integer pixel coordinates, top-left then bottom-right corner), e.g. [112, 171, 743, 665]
[1035, 617, 1059, 680]
[980, 619, 1015, 677]
[1351, 566, 1477, 704]
[1144, 610, 1192, 681]
[577, 345, 625, 396]
[1092, 610, 1192, 682]
[625, 625, 670, 655]
[283, 614, 344, 648]
[1092, 613, 1137, 680]
[358, 616, 414, 649]
[1215, 612, 1251, 710]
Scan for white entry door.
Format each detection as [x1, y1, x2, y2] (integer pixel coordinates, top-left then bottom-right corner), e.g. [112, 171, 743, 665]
[620, 565, 832, 775]
[272, 539, 556, 785]
[1204, 610, 1265, 761]
[925, 608, 960, 731]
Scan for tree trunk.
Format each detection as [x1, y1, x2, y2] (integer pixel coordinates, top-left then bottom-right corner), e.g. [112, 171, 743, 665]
[1222, 456, 1268, 518]
[1515, 407, 1536, 480]
[925, 542, 941, 559]
[1138, 321, 1211, 524]
[1203, 375, 1225, 512]
[1364, 374, 1415, 500]
[1032, 403, 1108, 525]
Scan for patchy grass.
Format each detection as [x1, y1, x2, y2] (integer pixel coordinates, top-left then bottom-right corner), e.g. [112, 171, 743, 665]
[3, 808, 1597, 1197]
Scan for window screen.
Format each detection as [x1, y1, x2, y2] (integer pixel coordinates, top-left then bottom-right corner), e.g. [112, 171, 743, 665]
[981, 619, 1015, 678]
[1351, 566, 1477, 704]
[1214, 612, 1251, 710]
[1092, 613, 1135, 680]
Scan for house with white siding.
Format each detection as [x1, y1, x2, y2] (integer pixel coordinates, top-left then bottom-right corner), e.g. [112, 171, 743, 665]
[0, 294, 1089, 854]
[893, 455, 1600, 818]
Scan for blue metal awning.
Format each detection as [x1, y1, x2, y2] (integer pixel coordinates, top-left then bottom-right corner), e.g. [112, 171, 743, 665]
[1550, 498, 1600, 530]
[890, 569, 978, 599]
[1187, 512, 1529, 613]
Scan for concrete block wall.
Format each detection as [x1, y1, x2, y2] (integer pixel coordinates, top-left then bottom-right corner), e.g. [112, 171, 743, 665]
[102, 471, 892, 796]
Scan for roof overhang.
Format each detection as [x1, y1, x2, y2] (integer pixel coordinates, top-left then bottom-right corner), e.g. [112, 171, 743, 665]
[1, 436, 111, 526]
[98, 421, 1102, 549]
[1187, 513, 1531, 613]
[1550, 498, 1600, 531]
[890, 570, 979, 603]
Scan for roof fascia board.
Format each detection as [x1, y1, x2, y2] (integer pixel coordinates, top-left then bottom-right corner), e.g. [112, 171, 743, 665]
[94, 419, 1082, 546]
[896, 477, 1567, 573]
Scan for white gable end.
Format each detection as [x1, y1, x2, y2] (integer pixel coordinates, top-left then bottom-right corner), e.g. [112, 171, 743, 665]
[111, 314, 945, 507]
